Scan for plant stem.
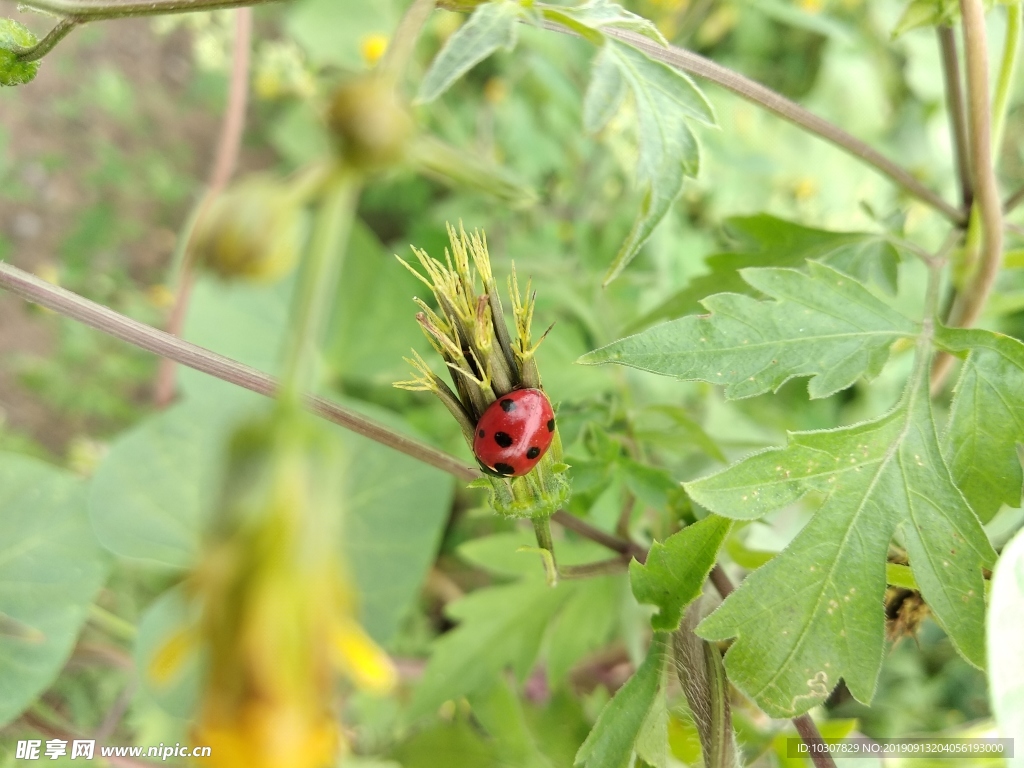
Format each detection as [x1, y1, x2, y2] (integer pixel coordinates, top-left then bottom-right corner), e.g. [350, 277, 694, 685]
[933, 0, 1006, 390]
[991, 1, 1022, 158]
[938, 25, 973, 210]
[0, 262, 479, 481]
[11, 17, 78, 62]
[532, 516, 559, 586]
[793, 714, 838, 768]
[381, 0, 436, 79]
[279, 172, 358, 404]
[87, 605, 137, 642]
[539, 22, 965, 224]
[560, 557, 629, 579]
[11, 0, 284, 21]
[154, 6, 252, 407]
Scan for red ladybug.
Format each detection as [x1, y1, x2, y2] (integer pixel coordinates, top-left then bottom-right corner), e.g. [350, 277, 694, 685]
[473, 388, 556, 477]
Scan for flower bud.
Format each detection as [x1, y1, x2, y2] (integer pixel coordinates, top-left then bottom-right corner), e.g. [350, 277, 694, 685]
[0, 19, 40, 87]
[326, 76, 413, 171]
[192, 177, 305, 282]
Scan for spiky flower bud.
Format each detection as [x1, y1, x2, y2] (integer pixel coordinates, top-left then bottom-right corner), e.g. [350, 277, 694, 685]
[396, 224, 570, 520]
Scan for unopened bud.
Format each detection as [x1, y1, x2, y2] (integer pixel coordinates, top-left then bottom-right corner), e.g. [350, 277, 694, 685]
[0, 20, 40, 87]
[326, 76, 413, 171]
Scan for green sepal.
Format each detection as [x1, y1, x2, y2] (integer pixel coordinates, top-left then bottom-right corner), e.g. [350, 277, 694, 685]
[1, 19, 40, 87]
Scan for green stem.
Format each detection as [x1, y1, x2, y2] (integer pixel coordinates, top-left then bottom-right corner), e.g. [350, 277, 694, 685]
[12, 18, 78, 62]
[381, 0, 436, 79]
[991, 1, 1022, 157]
[279, 171, 359, 405]
[88, 604, 138, 642]
[532, 516, 559, 586]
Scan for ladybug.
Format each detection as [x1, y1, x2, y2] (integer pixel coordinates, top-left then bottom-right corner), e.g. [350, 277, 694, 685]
[473, 388, 556, 477]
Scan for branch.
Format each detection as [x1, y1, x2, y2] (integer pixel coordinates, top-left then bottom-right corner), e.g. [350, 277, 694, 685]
[933, 0, 1005, 389]
[938, 25, 973, 210]
[154, 7, 252, 407]
[11, 17, 78, 62]
[6, 0, 285, 20]
[541, 22, 966, 225]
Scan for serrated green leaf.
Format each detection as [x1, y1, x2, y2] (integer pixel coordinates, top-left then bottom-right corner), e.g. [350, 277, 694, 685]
[581, 262, 918, 400]
[417, 1, 522, 103]
[601, 39, 714, 285]
[543, 0, 667, 44]
[938, 327, 1024, 523]
[574, 633, 666, 768]
[634, 686, 669, 768]
[411, 580, 572, 719]
[689, 375, 995, 717]
[583, 45, 627, 133]
[630, 516, 731, 631]
[632, 215, 901, 330]
[987, 526, 1024, 747]
[0, 454, 107, 727]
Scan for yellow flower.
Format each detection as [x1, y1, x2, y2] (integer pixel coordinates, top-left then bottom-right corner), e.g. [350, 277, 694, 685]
[360, 34, 389, 67]
[150, 414, 395, 768]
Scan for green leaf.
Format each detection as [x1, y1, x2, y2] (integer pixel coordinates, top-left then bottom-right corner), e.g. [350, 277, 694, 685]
[410, 580, 572, 719]
[893, 0, 959, 37]
[632, 215, 901, 330]
[286, 0, 397, 70]
[630, 516, 731, 631]
[581, 262, 918, 400]
[574, 633, 666, 768]
[89, 399, 241, 568]
[634, 687, 669, 768]
[987, 526, 1024, 746]
[689, 375, 995, 717]
[938, 327, 1024, 523]
[0, 454, 107, 727]
[583, 45, 626, 133]
[417, 1, 522, 103]
[134, 585, 202, 719]
[0, 19, 40, 87]
[547, 576, 624, 686]
[599, 39, 714, 285]
[469, 679, 555, 768]
[543, 0, 666, 44]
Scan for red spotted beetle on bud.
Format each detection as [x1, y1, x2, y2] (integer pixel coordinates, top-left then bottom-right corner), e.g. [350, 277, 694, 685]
[473, 388, 555, 477]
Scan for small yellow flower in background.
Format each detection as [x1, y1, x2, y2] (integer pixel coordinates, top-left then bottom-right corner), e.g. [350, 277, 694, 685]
[150, 413, 395, 768]
[147, 284, 176, 309]
[792, 177, 818, 202]
[798, 0, 825, 13]
[483, 77, 507, 105]
[360, 34, 389, 67]
[253, 41, 316, 101]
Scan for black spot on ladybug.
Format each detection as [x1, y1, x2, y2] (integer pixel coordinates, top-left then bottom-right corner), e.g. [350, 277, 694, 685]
[547, 418, 555, 432]
[477, 460, 506, 478]
[494, 431, 513, 448]
[494, 462, 515, 476]
[500, 399, 516, 412]
[526, 446, 541, 460]
[478, 429, 485, 438]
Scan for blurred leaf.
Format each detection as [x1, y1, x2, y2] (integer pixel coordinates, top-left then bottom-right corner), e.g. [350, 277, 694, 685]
[987, 526, 1024, 749]
[583, 42, 626, 133]
[469, 678, 554, 768]
[417, 1, 523, 103]
[630, 515, 731, 631]
[547, 575, 623, 686]
[618, 459, 684, 514]
[391, 718, 502, 768]
[939, 328, 1024, 523]
[691, 376, 995, 717]
[0, 454, 107, 727]
[89, 399, 239, 568]
[410, 579, 572, 719]
[409, 135, 538, 209]
[134, 586, 201, 720]
[574, 633, 666, 768]
[597, 40, 715, 285]
[581, 263, 918, 400]
[632, 215, 901, 330]
[893, 0, 959, 37]
[543, 0, 667, 44]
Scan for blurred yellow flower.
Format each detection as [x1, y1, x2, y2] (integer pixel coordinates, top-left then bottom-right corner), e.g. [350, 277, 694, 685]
[360, 34, 389, 67]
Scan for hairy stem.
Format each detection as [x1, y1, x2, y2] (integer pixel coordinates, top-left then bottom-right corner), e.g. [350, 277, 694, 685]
[938, 25, 973, 209]
[933, 0, 1005, 390]
[11, 17, 78, 62]
[8, 0, 284, 20]
[154, 7, 252, 407]
[539, 22, 965, 224]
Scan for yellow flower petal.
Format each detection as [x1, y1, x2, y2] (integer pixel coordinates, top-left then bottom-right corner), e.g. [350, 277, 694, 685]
[332, 619, 397, 694]
[360, 34, 388, 67]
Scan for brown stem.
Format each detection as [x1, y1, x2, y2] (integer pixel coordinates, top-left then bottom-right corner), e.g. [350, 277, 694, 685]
[938, 25, 973, 210]
[793, 713, 838, 768]
[11, 18, 79, 62]
[932, 0, 1005, 390]
[154, 7, 252, 407]
[8, 0, 282, 20]
[539, 22, 965, 224]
